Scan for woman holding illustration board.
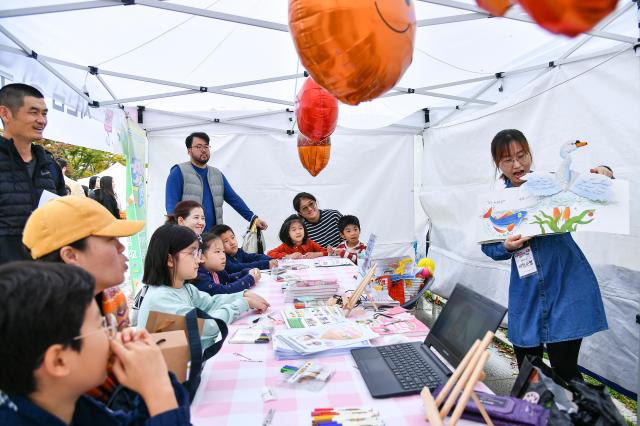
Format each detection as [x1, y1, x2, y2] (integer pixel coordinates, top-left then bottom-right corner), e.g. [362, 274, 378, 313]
[480, 129, 612, 383]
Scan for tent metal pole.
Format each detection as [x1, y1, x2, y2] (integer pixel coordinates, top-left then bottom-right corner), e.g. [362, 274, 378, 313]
[0, 24, 91, 103]
[558, 2, 634, 60]
[0, 1, 117, 18]
[143, 108, 293, 133]
[96, 69, 200, 90]
[383, 75, 495, 97]
[143, 107, 289, 123]
[429, 79, 497, 127]
[410, 88, 496, 105]
[100, 90, 197, 106]
[207, 89, 294, 106]
[416, 0, 636, 44]
[417, 13, 487, 27]
[145, 119, 289, 134]
[95, 74, 118, 101]
[383, 42, 633, 100]
[213, 73, 306, 90]
[135, 0, 289, 32]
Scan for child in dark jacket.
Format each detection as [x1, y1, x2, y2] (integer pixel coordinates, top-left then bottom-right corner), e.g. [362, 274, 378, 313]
[0, 262, 191, 426]
[210, 224, 277, 273]
[194, 233, 262, 295]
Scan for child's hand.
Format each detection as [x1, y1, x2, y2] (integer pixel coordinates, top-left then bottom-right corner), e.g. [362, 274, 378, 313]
[287, 252, 303, 259]
[268, 259, 278, 269]
[327, 246, 337, 256]
[303, 252, 324, 259]
[244, 291, 270, 312]
[119, 327, 149, 344]
[249, 268, 261, 283]
[110, 335, 178, 416]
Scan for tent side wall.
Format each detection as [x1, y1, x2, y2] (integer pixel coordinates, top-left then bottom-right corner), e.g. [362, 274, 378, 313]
[420, 49, 640, 395]
[146, 130, 420, 259]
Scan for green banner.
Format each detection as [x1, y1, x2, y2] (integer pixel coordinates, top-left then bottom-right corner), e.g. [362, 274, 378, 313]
[120, 117, 148, 294]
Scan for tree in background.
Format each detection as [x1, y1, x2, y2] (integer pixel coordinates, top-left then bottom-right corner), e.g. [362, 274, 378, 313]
[34, 139, 125, 180]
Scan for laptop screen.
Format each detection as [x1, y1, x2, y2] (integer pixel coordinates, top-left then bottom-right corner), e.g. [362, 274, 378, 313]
[424, 284, 507, 368]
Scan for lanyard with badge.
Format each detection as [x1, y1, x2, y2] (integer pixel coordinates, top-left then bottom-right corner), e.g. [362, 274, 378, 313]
[513, 241, 537, 278]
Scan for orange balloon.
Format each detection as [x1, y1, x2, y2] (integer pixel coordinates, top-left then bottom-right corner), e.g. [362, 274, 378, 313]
[476, 0, 512, 16]
[477, 0, 618, 37]
[517, 0, 618, 37]
[296, 77, 338, 142]
[297, 135, 331, 177]
[289, 0, 416, 105]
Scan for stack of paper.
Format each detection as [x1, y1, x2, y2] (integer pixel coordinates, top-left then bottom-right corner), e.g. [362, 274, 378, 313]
[283, 279, 338, 302]
[273, 322, 378, 359]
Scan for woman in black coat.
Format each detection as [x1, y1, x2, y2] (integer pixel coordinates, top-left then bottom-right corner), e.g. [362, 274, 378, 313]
[94, 176, 120, 219]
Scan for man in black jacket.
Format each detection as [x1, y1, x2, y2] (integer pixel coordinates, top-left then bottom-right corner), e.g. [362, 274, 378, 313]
[0, 83, 66, 264]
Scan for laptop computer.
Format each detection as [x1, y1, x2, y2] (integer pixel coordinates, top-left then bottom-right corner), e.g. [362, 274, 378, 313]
[351, 283, 507, 398]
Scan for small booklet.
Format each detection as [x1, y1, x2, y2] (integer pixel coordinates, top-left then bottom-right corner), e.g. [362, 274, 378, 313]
[229, 327, 271, 344]
[282, 306, 345, 329]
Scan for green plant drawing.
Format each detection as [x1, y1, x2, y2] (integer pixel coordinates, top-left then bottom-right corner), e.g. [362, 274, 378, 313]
[531, 208, 595, 234]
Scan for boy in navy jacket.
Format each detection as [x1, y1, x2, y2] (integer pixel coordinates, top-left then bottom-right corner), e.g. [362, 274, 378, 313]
[0, 262, 191, 426]
[210, 224, 277, 273]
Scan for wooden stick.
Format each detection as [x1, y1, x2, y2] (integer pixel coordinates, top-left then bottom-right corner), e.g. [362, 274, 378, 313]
[365, 290, 379, 311]
[434, 339, 480, 407]
[439, 331, 494, 419]
[449, 350, 490, 426]
[421, 386, 444, 426]
[344, 263, 377, 317]
[471, 391, 494, 426]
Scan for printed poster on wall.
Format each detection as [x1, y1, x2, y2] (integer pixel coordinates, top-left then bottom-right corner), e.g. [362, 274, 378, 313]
[121, 117, 148, 293]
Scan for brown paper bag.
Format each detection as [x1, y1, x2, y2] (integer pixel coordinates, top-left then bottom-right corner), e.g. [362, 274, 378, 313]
[145, 310, 204, 335]
[150, 331, 190, 382]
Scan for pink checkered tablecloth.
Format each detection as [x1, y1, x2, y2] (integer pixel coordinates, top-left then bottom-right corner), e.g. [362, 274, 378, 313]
[190, 259, 488, 425]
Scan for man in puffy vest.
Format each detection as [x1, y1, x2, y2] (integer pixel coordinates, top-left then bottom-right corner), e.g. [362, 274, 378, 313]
[165, 131, 268, 233]
[0, 83, 66, 264]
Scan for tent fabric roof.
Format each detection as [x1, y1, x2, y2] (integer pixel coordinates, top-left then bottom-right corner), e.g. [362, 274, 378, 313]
[0, 0, 637, 132]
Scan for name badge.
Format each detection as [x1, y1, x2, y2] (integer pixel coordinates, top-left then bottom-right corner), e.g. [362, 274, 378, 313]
[514, 246, 537, 278]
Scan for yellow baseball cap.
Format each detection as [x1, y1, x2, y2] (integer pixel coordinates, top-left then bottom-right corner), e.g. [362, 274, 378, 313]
[23, 196, 145, 259]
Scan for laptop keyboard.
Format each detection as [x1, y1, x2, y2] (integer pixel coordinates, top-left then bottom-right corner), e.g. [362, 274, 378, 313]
[377, 344, 442, 390]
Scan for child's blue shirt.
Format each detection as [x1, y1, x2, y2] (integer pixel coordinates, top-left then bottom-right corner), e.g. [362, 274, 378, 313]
[225, 248, 271, 273]
[194, 266, 254, 295]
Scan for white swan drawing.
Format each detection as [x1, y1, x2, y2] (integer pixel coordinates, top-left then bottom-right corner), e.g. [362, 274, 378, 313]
[521, 140, 612, 202]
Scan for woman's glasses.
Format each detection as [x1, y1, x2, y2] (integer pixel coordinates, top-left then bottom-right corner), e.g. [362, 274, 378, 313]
[299, 201, 317, 213]
[499, 151, 530, 168]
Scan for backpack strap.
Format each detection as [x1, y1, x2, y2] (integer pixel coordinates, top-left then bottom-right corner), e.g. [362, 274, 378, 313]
[183, 308, 229, 401]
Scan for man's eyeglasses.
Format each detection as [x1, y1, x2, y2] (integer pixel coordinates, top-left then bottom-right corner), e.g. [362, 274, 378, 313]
[499, 151, 530, 168]
[190, 144, 210, 151]
[180, 248, 202, 261]
[299, 201, 317, 213]
[74, 314, 117, 340]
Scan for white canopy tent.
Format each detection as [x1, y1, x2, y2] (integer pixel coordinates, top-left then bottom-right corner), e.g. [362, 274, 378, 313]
[0, 0, 638, 396]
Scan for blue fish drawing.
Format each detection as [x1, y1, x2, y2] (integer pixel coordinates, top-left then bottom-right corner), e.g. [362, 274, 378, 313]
[483, 207, 527, 234]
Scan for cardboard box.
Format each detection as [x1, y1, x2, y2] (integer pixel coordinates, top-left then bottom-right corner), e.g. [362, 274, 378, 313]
[150, 330, 190, 383]
[145, 310, 204, 335]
